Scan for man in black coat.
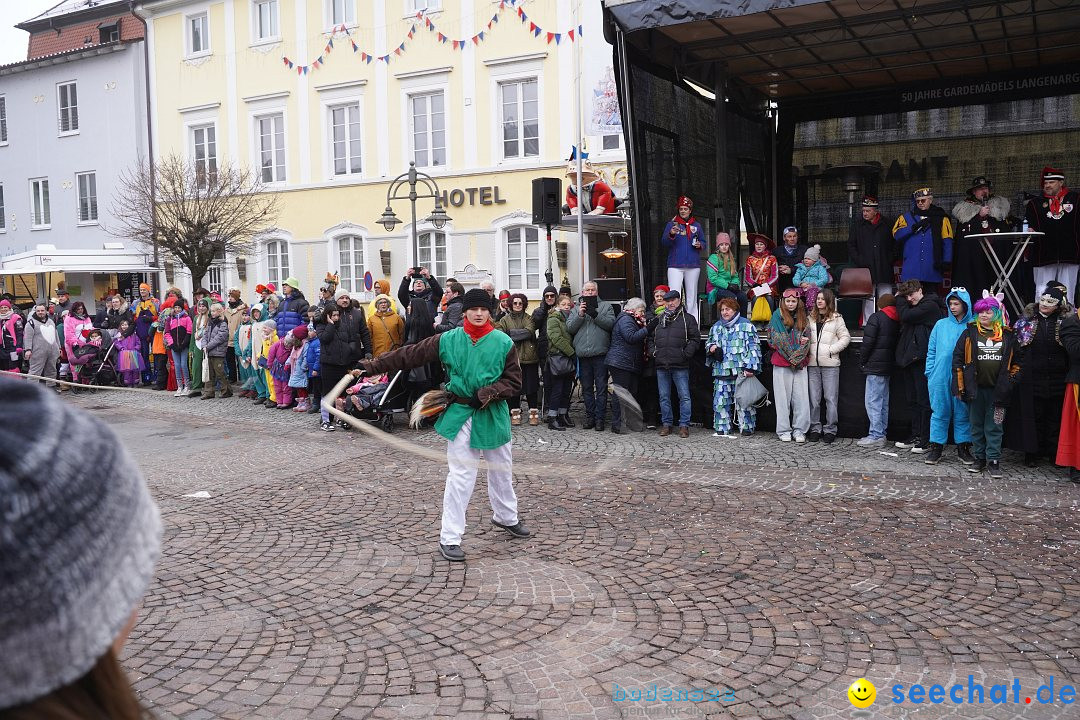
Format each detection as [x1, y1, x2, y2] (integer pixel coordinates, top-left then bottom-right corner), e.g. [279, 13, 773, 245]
[1026, 166, 1080, 304]
[647, 290, 700, 438]
[98, 295, 133, 336]
[894, 280, 945, 453]
[952, 176, 1015, 296]
[848, 196, 894, 320]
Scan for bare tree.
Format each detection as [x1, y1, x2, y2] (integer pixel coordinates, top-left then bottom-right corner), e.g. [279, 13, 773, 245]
[111, 153, 280, 287]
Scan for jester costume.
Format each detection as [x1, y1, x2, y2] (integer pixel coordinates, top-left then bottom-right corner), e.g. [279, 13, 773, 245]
[706, 311, 762, 434]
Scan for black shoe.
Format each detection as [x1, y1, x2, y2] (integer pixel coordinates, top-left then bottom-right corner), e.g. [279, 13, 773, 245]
[558, 414, 575, 428]
[924, 443, 943, 464]
[958, 444, 975, 465]
[582, 419, 596, 430]
[337, 419, 350, 430]
[555, 414, 570, 429]
[822, 433, 836, 444]
[741, 429, 754, 437]
[988, 460, 1003, 478]
[968, 458, 987, 473]
[595, 420, 606, 432]
[806, 430, 821, 442]
[320, 421, 336, 432]
[1024, 453, 1039, 468]
[254, 396, 266, 404]
[439, 544, 466, 562]
[547, 417, 565, 431]
[492, 520, 531, 538]
[1070, 468, 1080, 483]
[610, 425, 624, 435]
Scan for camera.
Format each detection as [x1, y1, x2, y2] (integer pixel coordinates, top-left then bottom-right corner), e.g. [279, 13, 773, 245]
[410, 266, 424, 277]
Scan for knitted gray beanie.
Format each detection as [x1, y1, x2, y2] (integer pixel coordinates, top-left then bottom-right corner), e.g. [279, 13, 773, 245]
[0, 379, 162, 709]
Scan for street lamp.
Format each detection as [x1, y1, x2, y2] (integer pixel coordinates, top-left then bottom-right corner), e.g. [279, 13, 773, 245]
[377, 161, 451, 270]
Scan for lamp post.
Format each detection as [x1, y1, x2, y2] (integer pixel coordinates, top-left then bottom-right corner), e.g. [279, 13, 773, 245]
[377, 162, 451, 270]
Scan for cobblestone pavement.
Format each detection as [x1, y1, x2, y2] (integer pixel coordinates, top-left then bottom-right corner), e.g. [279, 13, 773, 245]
[67, 387, 1079, 719]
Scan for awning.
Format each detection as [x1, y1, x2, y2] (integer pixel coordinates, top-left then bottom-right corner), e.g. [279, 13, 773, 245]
[0, 249, 157, 275]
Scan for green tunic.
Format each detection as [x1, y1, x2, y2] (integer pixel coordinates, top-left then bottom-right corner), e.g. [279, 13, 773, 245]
[437, 328, 513, 450]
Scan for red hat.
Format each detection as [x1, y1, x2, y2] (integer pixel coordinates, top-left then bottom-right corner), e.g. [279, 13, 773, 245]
[160, 297, 176, 310]
[81, 328, 101, 339]
[653, 284, 670, 294]
[498, 290, 511, 299]
[747, 232, 775, 250]
[255, 284, 267, 294]
[265, 283, 277, 293]
[676, 195, 693, 210]
[291, 325, 309, 341]
[1042, 166, 1066, 182]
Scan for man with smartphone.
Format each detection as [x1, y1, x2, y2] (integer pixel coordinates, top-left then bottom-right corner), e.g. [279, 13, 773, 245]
[567, 281, 616, 431]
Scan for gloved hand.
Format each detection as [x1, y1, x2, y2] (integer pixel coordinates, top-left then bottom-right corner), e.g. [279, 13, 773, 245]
[911, 219, 930, 233]
[468, 394, 483, 409]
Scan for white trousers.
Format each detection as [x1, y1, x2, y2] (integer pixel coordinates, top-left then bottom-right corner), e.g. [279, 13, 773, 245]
[1033, 264, 1078, 305]
[863, 283, 894, 326]
[773, 366, 810, 439]
[441, 418, 518, 545]
[667, 267, 701, 321]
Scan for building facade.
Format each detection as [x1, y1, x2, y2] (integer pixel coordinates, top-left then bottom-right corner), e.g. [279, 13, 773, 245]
[0, 1, 151, 308]
[141, 0, 626, 301]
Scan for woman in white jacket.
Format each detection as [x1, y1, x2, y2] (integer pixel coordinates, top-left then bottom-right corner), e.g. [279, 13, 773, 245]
[806, 289, 850, 443]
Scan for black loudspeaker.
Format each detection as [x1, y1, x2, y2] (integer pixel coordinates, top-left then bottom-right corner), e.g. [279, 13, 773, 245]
[532, 177, 561, 225]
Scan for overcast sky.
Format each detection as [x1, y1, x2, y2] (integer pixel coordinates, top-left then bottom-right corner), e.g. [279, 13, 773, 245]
[0, 0, 66, 66]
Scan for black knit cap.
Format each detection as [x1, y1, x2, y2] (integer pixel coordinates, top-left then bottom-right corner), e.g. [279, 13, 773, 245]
[462, 288, 494, 312]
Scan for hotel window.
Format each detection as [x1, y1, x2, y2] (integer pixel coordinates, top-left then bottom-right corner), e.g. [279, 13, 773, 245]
[191, 124, 218, 188]
[0, 95, 7, 143]
[409, 91, 446, 168]
[329, 0, 355, 26]
[58, 82, 78, 134]
[76, 172, 98, 223]
[188, 12, 209, 55]
[253, 0, 279, 40]
[417, 230, 447, 280]
[338, 235, 365, 292]
[500, 79, 538, 159]
[30, 178, 51, 228]
[257, 113, 286, 183]
[330, 103, 361, 176]
[265, 240, 289, 287]
[506, 226, 540, 290]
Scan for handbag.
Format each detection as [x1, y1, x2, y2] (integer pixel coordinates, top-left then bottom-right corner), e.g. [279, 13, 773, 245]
[734, 373, 770, 410]
[750, 295, 773, 324]
[547, 353, 575, 378]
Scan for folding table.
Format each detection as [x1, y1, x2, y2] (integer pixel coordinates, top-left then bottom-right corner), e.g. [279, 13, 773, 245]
[964, 230, 1042, 315]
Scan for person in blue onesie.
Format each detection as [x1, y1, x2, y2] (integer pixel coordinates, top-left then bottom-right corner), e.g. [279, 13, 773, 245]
[923, 287, 975, 465]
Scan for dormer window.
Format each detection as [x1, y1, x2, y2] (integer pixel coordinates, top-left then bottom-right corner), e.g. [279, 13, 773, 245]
[99, 21, 120, 44]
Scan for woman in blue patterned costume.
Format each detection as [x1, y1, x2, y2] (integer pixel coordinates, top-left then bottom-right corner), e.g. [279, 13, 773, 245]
[706, 297, 762, 437]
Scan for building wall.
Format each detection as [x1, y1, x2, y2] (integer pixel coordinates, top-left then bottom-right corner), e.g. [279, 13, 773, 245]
[143, 0, 627, 301]
[0, 43, 149, 258]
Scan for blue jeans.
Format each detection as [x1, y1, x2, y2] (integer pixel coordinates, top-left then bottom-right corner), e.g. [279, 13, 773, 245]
[171, 349, 190, 387]
[864, 374, 889, 439]
[578, 355, 609, 423]
[657, 367, 691, 428]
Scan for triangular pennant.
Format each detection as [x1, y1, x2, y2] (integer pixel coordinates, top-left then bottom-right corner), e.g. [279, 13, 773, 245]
[554, 33, 561, 44]
[297, 66, 303, 75]
[578, 25, 583, 36]
[529, 22, 536, 33]
[303, 66, 309, 75]
[547, 32, 554, 44]
[408, 30, 414, 39]
[452, 40, 459, 50]
[352, 41, 358, 51]
[399, 42, 406, 50]
[487, 21, 492, 29]
[324, 44, 330, 53]
[381, 55, 390, 62]
[437, 32, 445, 42]
[411, 24, 417, 33]
[395, 47, 402, 55]
[365, 54, 373, 63]
[533, 25, 542, 37]
[521, 11, 528, 22]
[568, 29, 575, 41]
[415, 11, 422, 19]
[492, 14, 499, 23]
[426, 18, 433, 29]
[328, 38, 334, 48]
[472, 35, 479, 45]
[478, 31, 485, 42]
[282, 56, 290, 65]
[517, 7, 524, 18]
[317, 55, 324, 63]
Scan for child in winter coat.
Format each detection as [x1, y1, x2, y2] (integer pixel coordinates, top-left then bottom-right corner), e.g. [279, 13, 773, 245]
[113, 319, 145, 387]
[163, 303, 193, 395]
[806, 289, 850, 443]
[287, 326, 311, 412]
[857, 294, 900, 446]
[234, 308, 256, 397]
[924, 288, 975, 465]
[264, 328, 292, 409]
[706, 232, 746, 310]
[744, 234, 778, 325]
[306, 321, 322, 415]
[792, 244, 829, 309]
[951, 293, 1021, 478]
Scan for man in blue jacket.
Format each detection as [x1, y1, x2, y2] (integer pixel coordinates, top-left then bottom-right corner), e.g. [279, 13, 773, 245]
[923, 287, 975, 465]
[275, 277, 310, 339]
[893, 188, 954, 287]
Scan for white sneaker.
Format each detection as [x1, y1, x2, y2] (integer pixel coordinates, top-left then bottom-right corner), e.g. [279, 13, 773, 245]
[856, 436, 885, 447]
[793, 433, 807, 443]
[174, 387, 184, 397]
[712, 432, 739, 438]
[778, 434, 792, 442]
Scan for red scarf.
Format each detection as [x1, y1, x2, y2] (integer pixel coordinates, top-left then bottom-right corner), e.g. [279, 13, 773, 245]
[1046, 185, 1070, 216]
[672, 213, 697, 238]
[463, 320, 494, 344]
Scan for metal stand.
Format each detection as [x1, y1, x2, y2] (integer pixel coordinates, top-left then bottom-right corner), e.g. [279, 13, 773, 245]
[545, 223, 554, 286]
[966, 231, 1043, 315]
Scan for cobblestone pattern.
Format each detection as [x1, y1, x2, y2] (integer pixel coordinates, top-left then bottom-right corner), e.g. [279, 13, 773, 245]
[66, 389, 1079, 719]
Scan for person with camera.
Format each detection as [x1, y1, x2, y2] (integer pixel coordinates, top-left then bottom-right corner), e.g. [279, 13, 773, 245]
[398, 266, 443, 320]
[567, 281, 616, 431]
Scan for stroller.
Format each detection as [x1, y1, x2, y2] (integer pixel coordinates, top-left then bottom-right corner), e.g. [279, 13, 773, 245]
[72, 340, 118, 390]
[335, 370, 406, 432]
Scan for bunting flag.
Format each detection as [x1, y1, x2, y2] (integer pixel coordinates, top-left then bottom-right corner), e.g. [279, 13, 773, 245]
[281, 0, 581, 75]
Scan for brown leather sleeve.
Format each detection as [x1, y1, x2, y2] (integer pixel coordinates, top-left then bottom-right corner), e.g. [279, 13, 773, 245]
[477, 345, 522, 405]
[360, 334, 442, 375]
